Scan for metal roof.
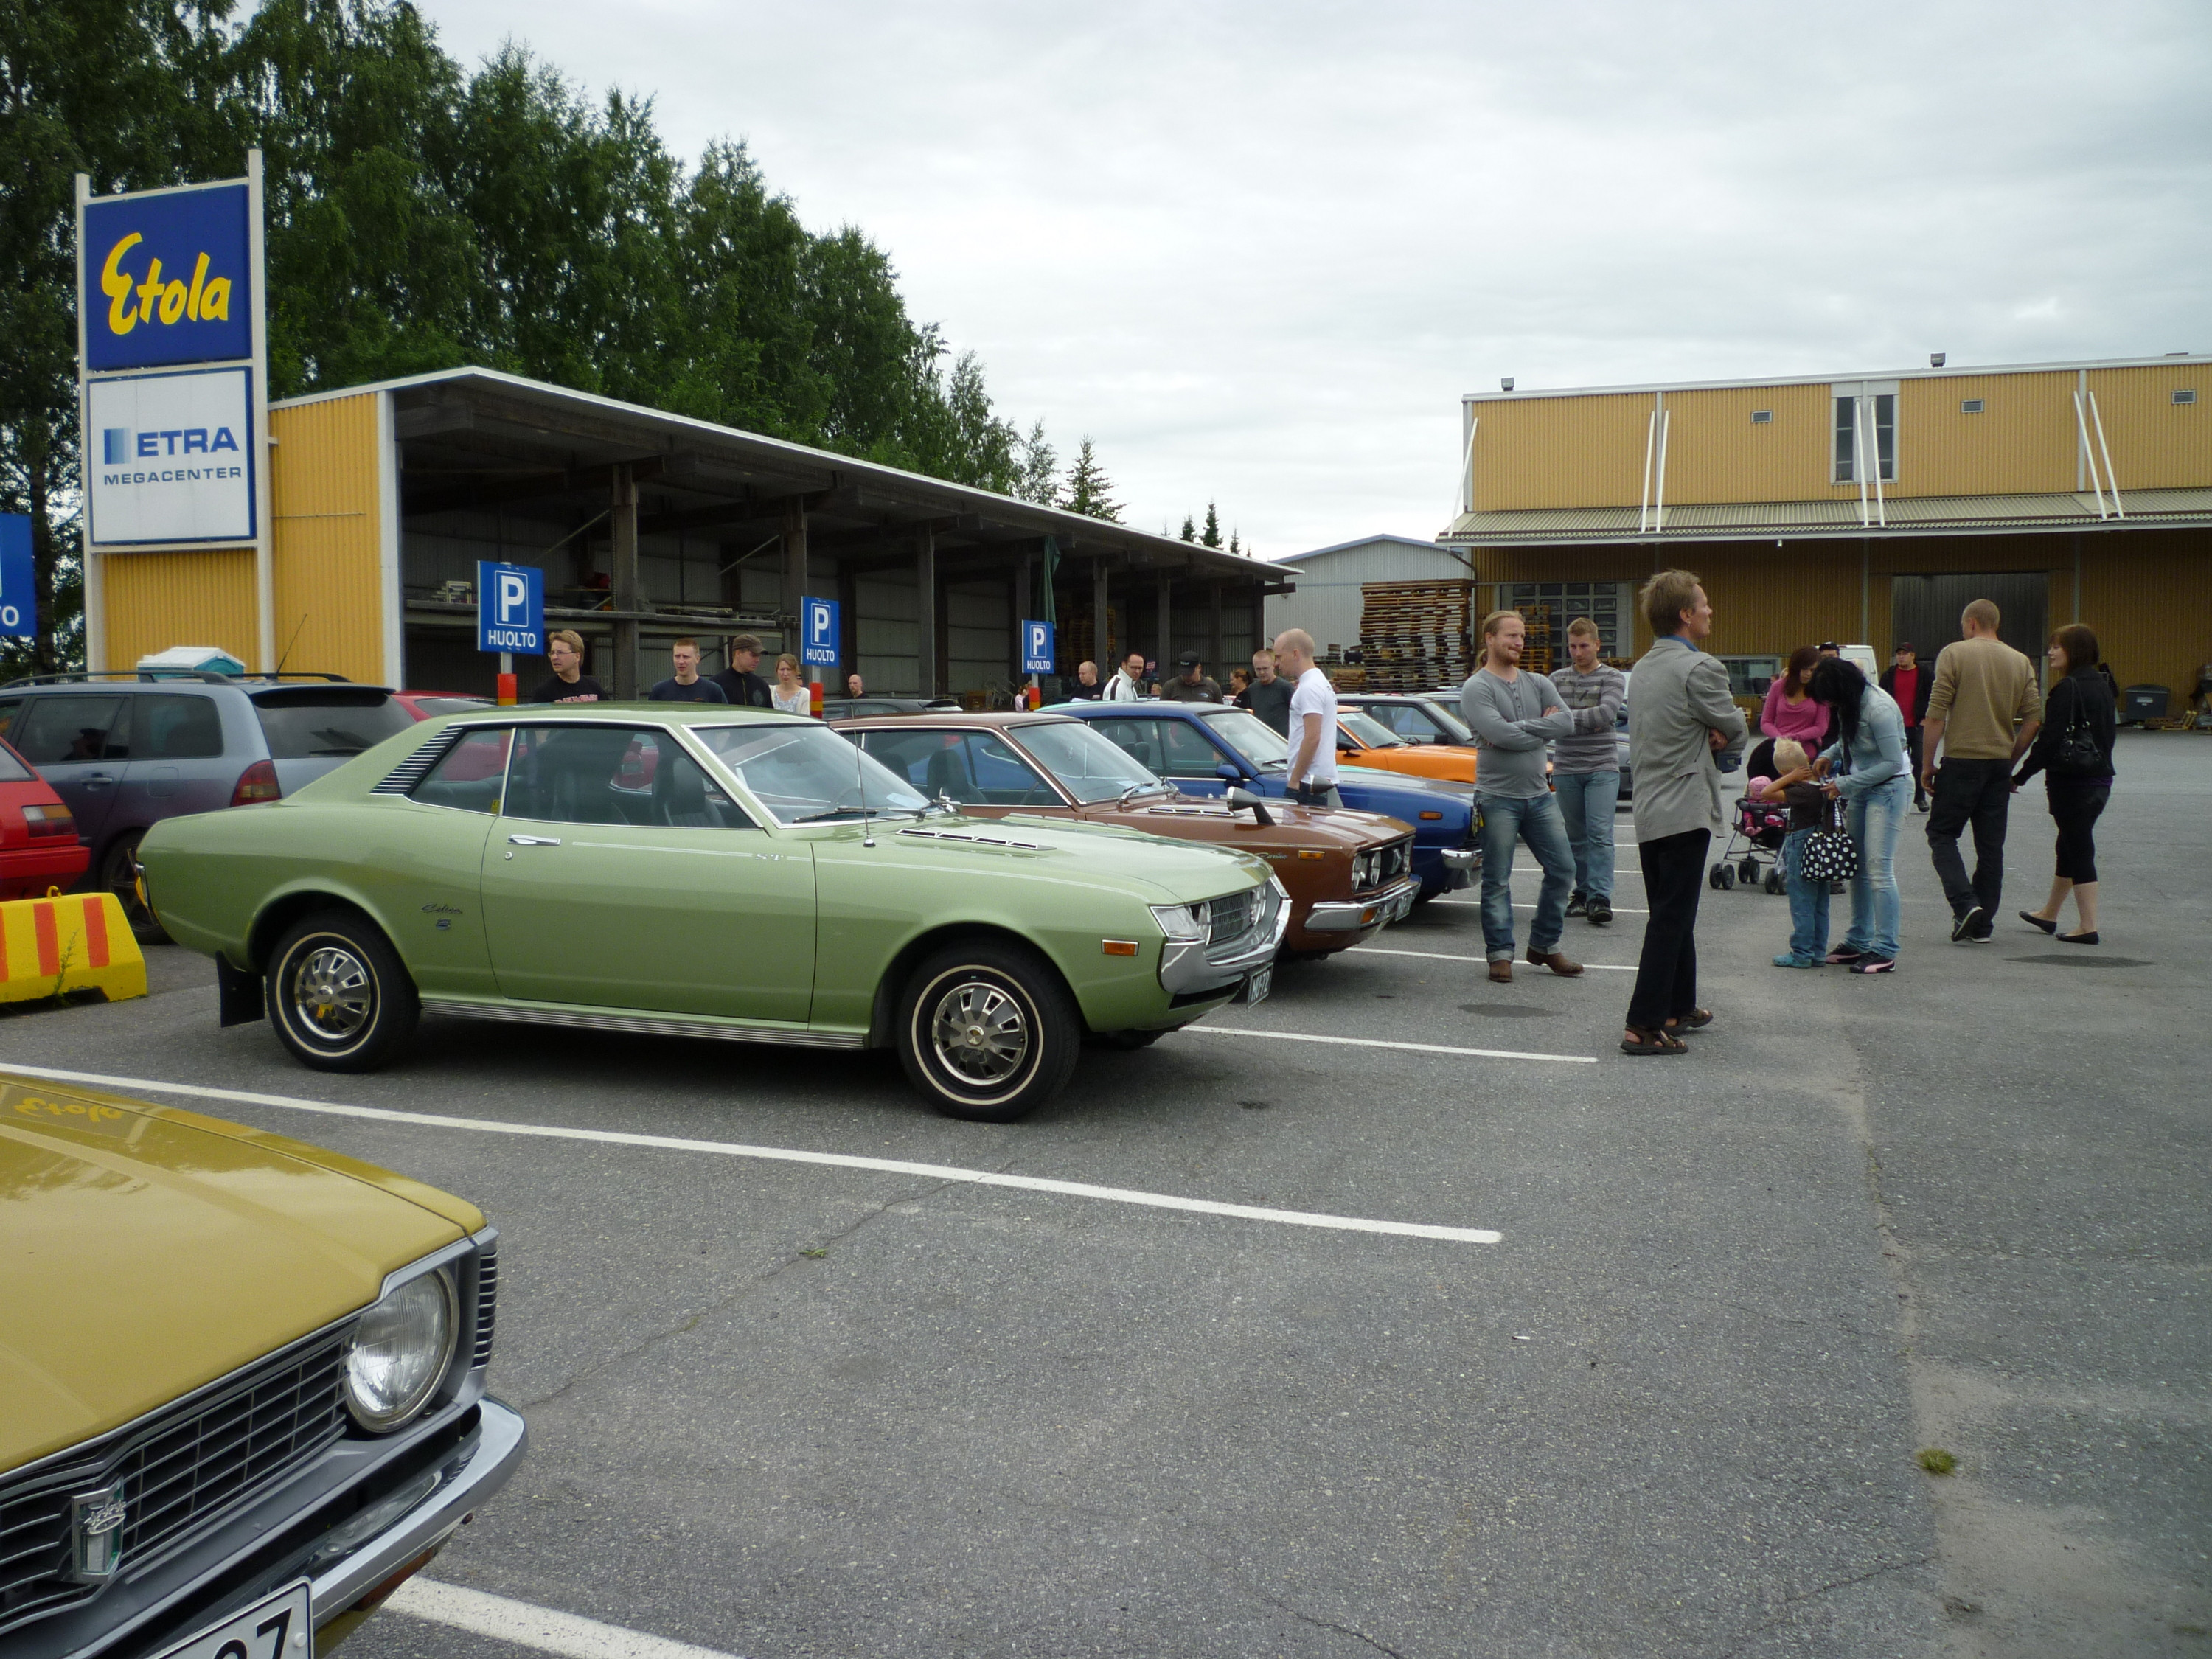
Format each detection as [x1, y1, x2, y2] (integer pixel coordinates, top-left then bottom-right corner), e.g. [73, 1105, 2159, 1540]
[1439, 489, 2212, 546]
[1462, 353, 2209, 405]
[1265, 533, 1453, 566]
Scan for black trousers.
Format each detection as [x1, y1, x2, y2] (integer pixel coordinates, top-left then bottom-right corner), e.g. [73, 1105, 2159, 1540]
[1628, 829, 1708, 1029]
[1926, 757, 2013, 917]
[2048, 779, 2110, 883]
[1904, 727, 1926, 807]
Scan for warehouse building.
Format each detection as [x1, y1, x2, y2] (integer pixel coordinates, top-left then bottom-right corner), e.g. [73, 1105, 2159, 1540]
[1261, 534, 1472, 660]
[1440, 355, 2211, 709]
[86, 367, 1288, 698]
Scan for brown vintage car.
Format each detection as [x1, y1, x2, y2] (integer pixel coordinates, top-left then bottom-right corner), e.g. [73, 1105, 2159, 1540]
[835, 712, 1419, 956]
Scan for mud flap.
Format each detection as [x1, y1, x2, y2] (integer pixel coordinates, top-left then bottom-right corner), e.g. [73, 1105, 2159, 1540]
[217, 954, 266, 1026]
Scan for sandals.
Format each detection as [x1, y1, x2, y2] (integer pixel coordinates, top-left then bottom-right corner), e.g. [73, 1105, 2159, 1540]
[1621, 1025, 1688, 1057]
[1666, 1008, 1715, 1032]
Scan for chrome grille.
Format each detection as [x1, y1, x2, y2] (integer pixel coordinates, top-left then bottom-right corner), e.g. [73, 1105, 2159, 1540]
[472, 1246, 499, 1369]
[0, 1328, 349, 1637]
[1201, 886, 1273, 962]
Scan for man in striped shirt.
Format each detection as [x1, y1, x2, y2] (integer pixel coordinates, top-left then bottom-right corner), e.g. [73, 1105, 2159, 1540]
[1551, 618, 1629, 926]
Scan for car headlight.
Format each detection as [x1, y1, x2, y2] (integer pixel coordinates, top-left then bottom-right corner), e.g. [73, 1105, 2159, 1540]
[1354, 850, 1377, 888]
[1149, 902, 1206, 943]
[344, 1270, 458, 1432]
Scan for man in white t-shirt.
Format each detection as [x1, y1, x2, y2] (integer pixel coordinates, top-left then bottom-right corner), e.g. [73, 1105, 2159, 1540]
[1275, 627, 1341, 807]
[1104, 650, 1148, 702]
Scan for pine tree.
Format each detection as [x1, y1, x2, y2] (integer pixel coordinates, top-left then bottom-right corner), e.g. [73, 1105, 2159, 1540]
[1012, 420, 1058, 504]
[1229, 529, 1240, 555]
[1059, 438, 1122, 522]
[1200, 501, 1221, 548]
[1179, 514, 1195, 542]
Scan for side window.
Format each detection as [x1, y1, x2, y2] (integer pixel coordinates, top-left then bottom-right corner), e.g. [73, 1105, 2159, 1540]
[1158, 720, 1225, 775]
[858, 728, 944, 793]
[0, 700, 20, 742]
[958, 734, 1059, 806]
[410, 728, 513, 814]
[1372, 705, 1428, 741]
[504, 726, 751, 828]
[10, 697, 128, 765]
[137, 694, 225, 759]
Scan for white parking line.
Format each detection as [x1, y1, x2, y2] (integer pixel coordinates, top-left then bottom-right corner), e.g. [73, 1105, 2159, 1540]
[1187, 1027, 1596, 1065]
[389, 1578, 742, 1659]
[1433, 900, 1652, 914]
[3, 1065, 1503, 1245]
[1353, 946, 1637, 972]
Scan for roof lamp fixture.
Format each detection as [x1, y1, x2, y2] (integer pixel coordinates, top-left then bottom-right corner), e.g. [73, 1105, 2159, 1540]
[1500, 376, 1514, 392]
[1961, 399, 1986, 414]
[1750, 409, 1773, 424]
[2176, 389, 2197, 405]
[1930, 352, 1947, 367]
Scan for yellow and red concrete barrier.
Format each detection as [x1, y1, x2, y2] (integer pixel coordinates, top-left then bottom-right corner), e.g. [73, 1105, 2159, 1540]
[0, 892, 147, 1006]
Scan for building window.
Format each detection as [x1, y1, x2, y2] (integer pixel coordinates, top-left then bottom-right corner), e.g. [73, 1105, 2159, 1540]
[1834, 392, 1896, 484]
[1961, 398, 1985, 414]
[1750, 409, 1773, 425]
[1497, 581, 1632, 663]
[2177, 389, 2198, 406]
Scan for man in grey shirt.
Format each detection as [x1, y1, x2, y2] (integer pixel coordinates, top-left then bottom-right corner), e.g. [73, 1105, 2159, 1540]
[1462, 610, 1583, 984]
[1551, 616, 1629, 926]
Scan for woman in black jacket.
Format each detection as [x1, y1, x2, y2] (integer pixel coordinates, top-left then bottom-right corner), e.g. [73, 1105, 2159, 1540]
[2014, 623, 2117, 943]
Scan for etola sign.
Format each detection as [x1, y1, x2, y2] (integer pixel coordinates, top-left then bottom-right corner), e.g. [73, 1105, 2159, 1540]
[81, 182, 252, 370]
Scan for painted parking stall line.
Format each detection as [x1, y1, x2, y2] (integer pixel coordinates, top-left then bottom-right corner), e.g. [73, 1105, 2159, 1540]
[2, 1065, 1504, 1245]
[389, 1579, 743, 1659]
[1433, 899, 1652, 914]
[1186, 1026, 1596, 1065]
[1353, 945, 1637, 972]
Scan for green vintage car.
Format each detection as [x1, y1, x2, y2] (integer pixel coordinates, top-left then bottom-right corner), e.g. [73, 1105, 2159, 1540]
[139, 709, 1287, 1121]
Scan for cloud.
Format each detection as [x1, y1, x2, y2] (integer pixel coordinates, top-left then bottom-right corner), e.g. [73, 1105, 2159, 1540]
[420, 0, 2212, 554]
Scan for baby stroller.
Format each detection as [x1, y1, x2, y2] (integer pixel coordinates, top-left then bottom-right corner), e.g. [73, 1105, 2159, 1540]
[1711, 793, 1790, 893]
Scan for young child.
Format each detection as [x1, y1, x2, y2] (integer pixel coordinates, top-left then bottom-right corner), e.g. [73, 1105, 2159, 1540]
[1762, 739, 1831, 967]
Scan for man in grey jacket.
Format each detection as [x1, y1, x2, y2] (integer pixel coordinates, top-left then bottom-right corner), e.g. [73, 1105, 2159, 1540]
[1621, 570, 1747, 1054]
[1462, 610, 1583, 984]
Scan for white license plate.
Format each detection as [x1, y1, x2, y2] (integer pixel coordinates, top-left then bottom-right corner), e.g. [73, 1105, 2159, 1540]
[154, 1579, 310, 1659]
[1238, 967, 1271, 1004]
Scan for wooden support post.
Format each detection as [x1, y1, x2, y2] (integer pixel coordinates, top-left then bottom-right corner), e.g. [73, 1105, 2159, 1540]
[1155, 577, 1172, 672]
[1093, 560, 1111, 673]
[1208, 583, 1223, 678]
[1012, 553, 1031, 686]
[916, 528, 937, 697]
[782, 495, 810, 645]
[611, 462, 639, 699]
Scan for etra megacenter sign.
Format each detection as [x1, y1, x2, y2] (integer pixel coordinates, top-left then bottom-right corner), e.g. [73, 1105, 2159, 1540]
[86, 368, 255, 546]
[82, 183, 251, 371]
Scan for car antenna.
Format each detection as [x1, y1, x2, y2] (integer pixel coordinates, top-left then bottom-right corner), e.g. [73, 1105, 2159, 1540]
[274, 611, 309, 676]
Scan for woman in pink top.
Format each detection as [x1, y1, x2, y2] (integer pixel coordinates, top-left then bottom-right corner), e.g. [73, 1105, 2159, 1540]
[1751, 646, 1828, 779]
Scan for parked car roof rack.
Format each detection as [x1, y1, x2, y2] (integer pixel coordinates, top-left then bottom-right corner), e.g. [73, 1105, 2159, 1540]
[0, 670, 354, 689]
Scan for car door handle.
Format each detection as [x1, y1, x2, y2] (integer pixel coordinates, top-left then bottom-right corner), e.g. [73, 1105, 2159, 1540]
[507, 834, 562, 846]
[82, 772, 116, 787]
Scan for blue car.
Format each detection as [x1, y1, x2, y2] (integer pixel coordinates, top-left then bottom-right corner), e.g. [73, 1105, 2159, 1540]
[1062, 702, 1478, 903]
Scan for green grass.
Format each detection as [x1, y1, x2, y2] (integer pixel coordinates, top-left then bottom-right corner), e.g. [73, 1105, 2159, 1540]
[1916, 1448, 1958, 1475]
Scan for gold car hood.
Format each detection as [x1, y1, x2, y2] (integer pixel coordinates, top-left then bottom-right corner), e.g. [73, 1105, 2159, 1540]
[0, 1078, 470, 1472]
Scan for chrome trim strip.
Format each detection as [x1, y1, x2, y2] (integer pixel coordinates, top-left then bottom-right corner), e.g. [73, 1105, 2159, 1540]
[420, 998, 865, 1049]
[1441, 847, 1478, 870]
[1304, 877, 1419, 933]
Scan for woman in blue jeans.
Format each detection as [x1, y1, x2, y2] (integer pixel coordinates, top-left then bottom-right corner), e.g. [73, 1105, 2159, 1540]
[1810, 658, 1911, 974]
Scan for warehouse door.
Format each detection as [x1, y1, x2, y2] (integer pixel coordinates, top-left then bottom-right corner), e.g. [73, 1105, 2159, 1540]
[1891, 573, 2045, 667]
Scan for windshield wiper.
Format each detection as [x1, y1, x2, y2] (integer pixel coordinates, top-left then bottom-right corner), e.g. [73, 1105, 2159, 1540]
[790, 807, 866, 824]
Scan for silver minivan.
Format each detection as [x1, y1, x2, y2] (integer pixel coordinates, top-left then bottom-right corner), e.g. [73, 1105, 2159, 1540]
[0, 675, 415, 939]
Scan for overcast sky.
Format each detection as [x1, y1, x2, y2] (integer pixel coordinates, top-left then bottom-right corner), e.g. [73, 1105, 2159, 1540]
[423, 0, 2211, 557]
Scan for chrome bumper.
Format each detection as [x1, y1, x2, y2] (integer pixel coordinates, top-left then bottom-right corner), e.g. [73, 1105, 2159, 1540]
[1159, 880, 1293, 995]
[310, 1397, 528, 1624]
[1302, 877, 1420, 933]
[1441, 846, 1478, 871]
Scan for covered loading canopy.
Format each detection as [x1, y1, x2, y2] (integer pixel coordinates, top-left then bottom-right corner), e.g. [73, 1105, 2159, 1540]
[383, 367, 1293, 698]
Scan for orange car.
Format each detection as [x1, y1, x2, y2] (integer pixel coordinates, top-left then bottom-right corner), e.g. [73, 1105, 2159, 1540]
[1335, 707, 1479, 785]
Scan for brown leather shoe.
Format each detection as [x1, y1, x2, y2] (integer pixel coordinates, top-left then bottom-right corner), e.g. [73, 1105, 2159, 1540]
[1526, 947, 1584, 977]
[1488, 959, 1513, 984]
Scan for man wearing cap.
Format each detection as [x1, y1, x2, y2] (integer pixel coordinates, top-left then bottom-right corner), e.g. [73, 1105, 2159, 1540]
[1158, 653, 1222, 703]
[1880, 641, 1934, 810]
[709, 635, 774, 707]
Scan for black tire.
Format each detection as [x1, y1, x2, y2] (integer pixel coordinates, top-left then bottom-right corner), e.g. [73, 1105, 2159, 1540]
[1717, 866, 1736, 890]
[97, 832, 168, 945]
[1764, 870, 1786, 895]
[894, 941, 1079, 1121]
[1708, 865, 1725, 890]
[1739, 858, 1761, 886]
[265, 910, 420, 1073]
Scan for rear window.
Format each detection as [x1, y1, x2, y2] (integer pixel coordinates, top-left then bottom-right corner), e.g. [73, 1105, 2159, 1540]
[414, 697, 493, 717]
[138, 693, 226, 759]
[251, 689, 414, 759]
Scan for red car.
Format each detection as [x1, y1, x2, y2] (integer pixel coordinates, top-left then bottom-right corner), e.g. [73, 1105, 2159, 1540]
[392, 691, 495, 721]
[0, 734, 91, 899]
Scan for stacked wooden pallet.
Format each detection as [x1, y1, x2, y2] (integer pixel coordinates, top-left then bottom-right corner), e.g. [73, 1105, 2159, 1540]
[1357, 580, 1475, 692]
[1516, 602, 1556, 678]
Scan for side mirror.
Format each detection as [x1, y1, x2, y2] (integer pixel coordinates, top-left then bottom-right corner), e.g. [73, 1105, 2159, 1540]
[1226, 786, 1275, 827]
[1214, 762, 1242, 782]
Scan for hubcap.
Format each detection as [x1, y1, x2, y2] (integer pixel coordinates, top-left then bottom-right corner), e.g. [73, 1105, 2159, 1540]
[293, 945, 372, 1040]
[928, 979, 1029, 1086]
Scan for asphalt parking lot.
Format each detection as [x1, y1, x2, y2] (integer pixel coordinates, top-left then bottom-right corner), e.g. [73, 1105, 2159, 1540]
[6, 734, 2205, 1659]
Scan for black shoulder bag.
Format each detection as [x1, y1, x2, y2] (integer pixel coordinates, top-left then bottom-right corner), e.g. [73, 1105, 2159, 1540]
[2054, 681, 2102, 771]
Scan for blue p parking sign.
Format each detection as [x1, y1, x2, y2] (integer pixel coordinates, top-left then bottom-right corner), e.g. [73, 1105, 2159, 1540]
[477, 560, 543, 654]
[1021, 619, 1054, 674]
[0, 515, 34, 638]
[801, 597, 839, 667]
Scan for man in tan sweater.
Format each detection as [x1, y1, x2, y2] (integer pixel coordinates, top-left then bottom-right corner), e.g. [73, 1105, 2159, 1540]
[1921, 599, 2042, 940]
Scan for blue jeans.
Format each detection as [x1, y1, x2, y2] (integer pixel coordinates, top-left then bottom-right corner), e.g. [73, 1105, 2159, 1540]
[1781, 827, 1830, 961]
[1551, 769, 1619, 900]
[1842, 774, 1910, 961]
[1477, 791, 1575, 961]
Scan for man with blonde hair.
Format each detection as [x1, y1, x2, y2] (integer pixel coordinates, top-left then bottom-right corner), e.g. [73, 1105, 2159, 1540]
[1921, 597, 2039, 940]
[1462, 608, 1581, 982]
[527, 629, 605, 703]
[1274, 628, 1340, 805]
[648, 636, 728, 703]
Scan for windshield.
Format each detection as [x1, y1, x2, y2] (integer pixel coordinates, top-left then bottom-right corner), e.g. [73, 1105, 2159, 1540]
[1415, 700, 1474, 741]
[251, 690, 414, 758]
[1015, 721, 1165, 803]
[694, 723, 926, 824]
[1199, 707, 1291, 770]
[1338, 709, 1404, 748]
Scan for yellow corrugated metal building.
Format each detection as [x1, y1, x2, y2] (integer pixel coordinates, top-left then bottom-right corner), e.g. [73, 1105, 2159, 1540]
[1441, 355, 2212, 712]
